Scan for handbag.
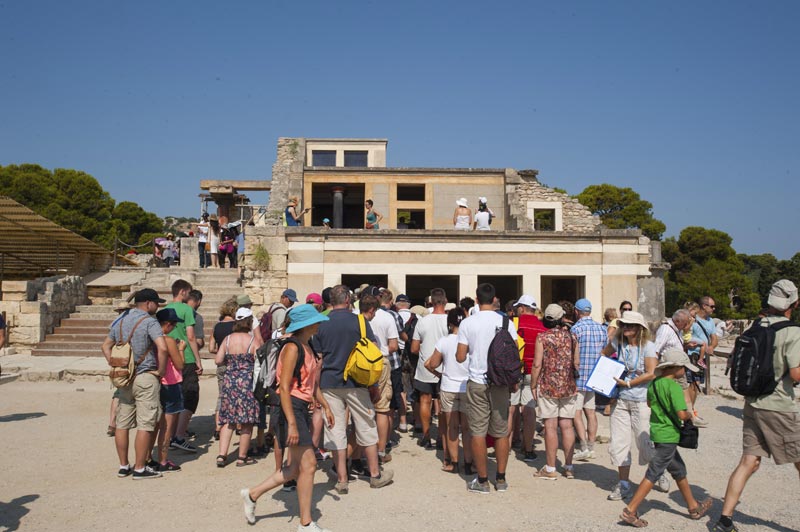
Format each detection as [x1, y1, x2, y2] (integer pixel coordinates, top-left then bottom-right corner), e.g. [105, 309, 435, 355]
[653, 382, 699, 449]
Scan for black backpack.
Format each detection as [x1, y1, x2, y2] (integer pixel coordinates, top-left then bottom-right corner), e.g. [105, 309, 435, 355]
[486, 315, 522, 386]
[253, 336, 305, 404]
[401, 313, 420, 368]
[728, 318, 799, 397]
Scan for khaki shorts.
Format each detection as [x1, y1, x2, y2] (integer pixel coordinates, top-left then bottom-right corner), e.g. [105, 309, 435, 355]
[538, 395, 578, 419]
[322, 387, 378, 450]
[116, 372, 162, 432]
[466, 381, 510, 438]
[439, 390, 467, 413]
[509, 374, 536, 408]
[575, 390, 596, 411]
[742, 403, 800, 465]
[371, 362, 393, 414]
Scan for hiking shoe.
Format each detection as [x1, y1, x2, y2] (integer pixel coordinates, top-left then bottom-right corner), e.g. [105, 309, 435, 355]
[562, 468, 575, 480]
[711, 519, 738, 532]
[369, 469, 394, 489]
[534, 468, 558, 480]
[467, 478, 491, 494]
[495, 478, 508, 492]
[170, 437, 197, 453]
[654, 474, 670, 493]
[132, 466, 162, 480]
[523, 451, 538, 462]
[117, 465, 132, 478]
[160, 460, 182, 473]
[607, 482, 631, 501]
[297, 521, 331, 532]
[281, 480, 297, 492]
[334, 481, 349, 495]
[240, 488, 256, 525]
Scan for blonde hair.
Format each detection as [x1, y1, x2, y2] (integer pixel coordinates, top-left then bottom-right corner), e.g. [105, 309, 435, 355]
[614, 321, 650, 348]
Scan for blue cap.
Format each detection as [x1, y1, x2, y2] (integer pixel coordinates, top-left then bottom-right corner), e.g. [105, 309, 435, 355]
[285, 304, 329, 333]
[282, 288, 298, 303]
[323, 218, 330, 223]
[575, 298, 592, 312]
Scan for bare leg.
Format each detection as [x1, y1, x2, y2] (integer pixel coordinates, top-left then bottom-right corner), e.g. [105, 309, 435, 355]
[471, 434, 488, 478]
[108, 397, 119, 429]
[618, 465, 631, 482]
[249, 453, 300, 500]
[333, 449, 347, 483]
[522, 407, 537, 453]
[376, 412, 391, 454]
[626, 478, 654, 514]
[176, 409, 193, 440]
[460, 412, 473, 463]
[494, 434, 510, 476]
[133, 429, 155, 469]
[419, 393, 432, 440]
[312, 407, 323, 449]
[585, 407, 598, 445]
[237, 425, 253, 459]
[675, 476, 699, 510]
[115, 428, 130, 466]
[363, 444, 381, 477]
[445, 411, 459, 465]
[573, 410, 587, 448]
[437, 409, 447, 446]
[219, 423, 234, 458]
[559, 417, 576, 466]
[720, 454, 761, 516]
[544, 418, 559, 468]
[295, 446, 317, 526]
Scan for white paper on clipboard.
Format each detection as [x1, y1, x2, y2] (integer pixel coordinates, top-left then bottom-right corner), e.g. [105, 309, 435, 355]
[587, 356, 626, 398]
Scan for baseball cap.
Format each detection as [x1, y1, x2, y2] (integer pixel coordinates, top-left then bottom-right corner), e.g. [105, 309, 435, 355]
[156, 308, 184, 323]
[513, 295, 537, 308]
[575, 298, 592, 312]
[235, 308, 253, 320]
[544, 303, 565, 320]
[396, 294, 411, 303]
[282, 289, 298, 303]
[236, 294, 253, 306]
[321, 287, 332, 304]
[134, 288, 165, 304]
[768, 279, 798, 311]
[306, 292, 323, 305]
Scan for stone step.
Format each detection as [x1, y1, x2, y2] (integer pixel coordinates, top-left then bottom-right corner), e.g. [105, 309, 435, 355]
[76, 305, 115, 313]
[45, 333, 108, 342]
[57, 319, 116, 328]
[54, 326, 110, 335]
[32, 347, 104, 357]
[68, 312, 119, 320]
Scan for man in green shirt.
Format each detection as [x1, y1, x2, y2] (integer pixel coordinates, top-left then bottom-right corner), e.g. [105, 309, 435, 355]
[165, 279, 201, 453]
[620, 348, 712, 527]
[714, 280, 800, 532]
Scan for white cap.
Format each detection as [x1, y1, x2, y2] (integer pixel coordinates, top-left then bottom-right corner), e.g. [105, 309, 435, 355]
[768, 279, 798, 311]
[513, 295, 537, 308]
[235, 308, 253, 320]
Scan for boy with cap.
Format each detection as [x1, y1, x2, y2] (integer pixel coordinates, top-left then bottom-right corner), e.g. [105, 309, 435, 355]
[713, 280, 800, 532]
[620, 348, 712, 527]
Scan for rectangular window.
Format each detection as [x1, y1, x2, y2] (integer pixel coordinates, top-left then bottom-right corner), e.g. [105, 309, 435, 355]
[397, 184, 425, 201]
[312, 150, 336, 166]
[397, 209, 425, 229]
[344, 151, 368, 167]
[534, 209, 556, 231]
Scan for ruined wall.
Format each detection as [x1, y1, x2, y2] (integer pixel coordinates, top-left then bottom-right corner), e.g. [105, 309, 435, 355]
[506, 169, 601, 233]
[265, 138, 306, 226]
[240, 226, 289, 312]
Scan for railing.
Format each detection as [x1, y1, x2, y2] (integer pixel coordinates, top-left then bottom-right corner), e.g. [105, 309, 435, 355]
[112, 238, 155, 267]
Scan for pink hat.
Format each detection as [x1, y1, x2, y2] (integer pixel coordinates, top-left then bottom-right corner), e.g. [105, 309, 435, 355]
[305, 292, 323, 305]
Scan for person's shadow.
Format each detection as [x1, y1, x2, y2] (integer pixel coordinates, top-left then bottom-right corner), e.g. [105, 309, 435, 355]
[253, 462, 344, 526]
[0, 494, 39, 531]
[715, 405, 742, 419]
[0, 412, 46, 423]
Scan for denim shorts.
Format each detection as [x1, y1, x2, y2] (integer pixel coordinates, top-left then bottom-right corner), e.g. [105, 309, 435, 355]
[160, 383, 185, 415]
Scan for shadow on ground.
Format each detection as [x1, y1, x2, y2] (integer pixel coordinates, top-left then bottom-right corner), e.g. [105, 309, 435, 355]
[0, 412, 46, 423]
[715, 405, 742, 419]
[0, 494, 39, 531]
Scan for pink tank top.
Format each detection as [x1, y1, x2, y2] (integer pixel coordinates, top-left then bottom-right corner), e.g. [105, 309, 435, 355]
[276, 340, 319, 403]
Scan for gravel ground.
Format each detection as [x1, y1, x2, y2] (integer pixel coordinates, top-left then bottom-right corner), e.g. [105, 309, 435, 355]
[0, 373, 798, 532]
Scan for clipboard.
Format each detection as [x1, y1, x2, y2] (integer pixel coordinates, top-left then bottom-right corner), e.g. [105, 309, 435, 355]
[586, 356, 626, 398]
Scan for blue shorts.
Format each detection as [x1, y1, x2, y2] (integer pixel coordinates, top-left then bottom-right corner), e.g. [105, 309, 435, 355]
[160, 383, 185, 415]
[686, 368, 705, 385]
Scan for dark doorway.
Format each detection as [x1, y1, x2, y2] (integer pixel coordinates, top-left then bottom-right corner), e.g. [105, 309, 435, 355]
[311, 183, 365, 228]
[396, 209, 425, 230]
[341, 274, 388, 293]
[477, 275, 523, 308]
[405, 275, 460, 307]
[540, 276, 585, 307]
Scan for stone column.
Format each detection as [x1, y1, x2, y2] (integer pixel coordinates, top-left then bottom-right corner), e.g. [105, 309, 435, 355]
[331, 186, 345, 229]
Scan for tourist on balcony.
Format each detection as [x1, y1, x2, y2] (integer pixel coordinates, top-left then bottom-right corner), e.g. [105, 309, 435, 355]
[453, 198, 472, 230]
[284, 196, 310, 227]
[364, 199, 382, 229]
[473, 201, 492, 231]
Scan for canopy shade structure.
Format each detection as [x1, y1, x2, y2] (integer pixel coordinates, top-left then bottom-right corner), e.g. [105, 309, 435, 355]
[0, 196, 113, 279]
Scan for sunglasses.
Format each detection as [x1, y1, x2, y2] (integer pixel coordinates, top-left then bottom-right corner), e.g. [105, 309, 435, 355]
[621, 308, 632, 312]
[622, 323, 639, 328]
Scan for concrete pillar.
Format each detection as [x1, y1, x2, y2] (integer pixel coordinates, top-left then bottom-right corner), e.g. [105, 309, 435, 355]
[331, 186, 345, 229]
[460, 275, 478, 301]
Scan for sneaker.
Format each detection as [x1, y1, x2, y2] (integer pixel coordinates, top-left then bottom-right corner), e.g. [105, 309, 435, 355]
[573, 449, 591, 461]
[534, 468, 558, 480]
[281, 480, 297, 492]
[467, 477, 491, 494]
[379, 453, 393, 464]
[297, 521, 332, 532]
[607, 481, 631, 501]
[170, 437, 197, 453]
[146, 459, 160, 470]
[369, 469, 394, 489]
[692, 413, 709, 427]
[334, 481, 349, 495]
[562, 468, 575, 480]
[654, 473, 670, 493]
[495, 478, 508, 492]
[331, 462, 356, 482]
[523, 451, 538, 462]
[132, 466, 162, 480]
[711, 519, 738, 532]
[240, 488, 256, 525]
[397, 423, 409, 433]
[160, 460, 182, 473]
[117, 465, 132, 478]
[350, 460, 368, 478]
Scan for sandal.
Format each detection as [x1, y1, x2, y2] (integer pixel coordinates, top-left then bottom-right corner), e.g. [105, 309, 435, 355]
[106, 425, 116, 437]
[441, 459, 458, 473]
[620, 508, 648, 528]
[216, 455, 227, 468]
[236, 456, 258, 467]
[688, 498, 713, 520]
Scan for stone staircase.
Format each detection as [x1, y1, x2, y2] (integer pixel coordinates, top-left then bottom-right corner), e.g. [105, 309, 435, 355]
[32, 268, 242, 358]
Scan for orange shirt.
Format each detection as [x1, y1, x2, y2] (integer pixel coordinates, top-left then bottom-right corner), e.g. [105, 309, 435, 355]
[276, 339, 319, 403]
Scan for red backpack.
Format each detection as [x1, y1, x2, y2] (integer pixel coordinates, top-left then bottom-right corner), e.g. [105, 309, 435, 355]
[258, 304, 280, 340]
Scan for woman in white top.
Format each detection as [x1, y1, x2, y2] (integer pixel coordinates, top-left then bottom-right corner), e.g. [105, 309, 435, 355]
[208, 215, 220, 267]
[473, 199, 492, 231]
[453, 198, 472, 230]
[425, 307, 473, 474]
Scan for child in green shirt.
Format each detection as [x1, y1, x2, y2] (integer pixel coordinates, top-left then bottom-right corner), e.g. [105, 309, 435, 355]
[620, 348, 712, 527]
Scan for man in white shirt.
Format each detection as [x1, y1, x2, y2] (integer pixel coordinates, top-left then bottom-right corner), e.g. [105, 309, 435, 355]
[456, 283, 518, 494]
[410, 288, 449, 449]
[654, 309, 690, 356]
[197, 212, 210, 268]
[364, 293, 398, 463]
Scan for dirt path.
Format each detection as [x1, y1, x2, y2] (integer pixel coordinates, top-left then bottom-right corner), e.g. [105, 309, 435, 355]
[0, 379, 797, 532]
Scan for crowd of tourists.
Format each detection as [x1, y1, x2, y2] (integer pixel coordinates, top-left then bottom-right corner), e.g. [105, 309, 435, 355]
[102, 278, 800, 532]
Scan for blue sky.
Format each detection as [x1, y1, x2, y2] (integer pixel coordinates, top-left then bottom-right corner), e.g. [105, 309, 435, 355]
[2, 1, 798, 257]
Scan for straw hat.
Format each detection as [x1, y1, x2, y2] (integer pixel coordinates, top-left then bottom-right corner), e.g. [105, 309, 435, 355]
[618, 311, 648, 328]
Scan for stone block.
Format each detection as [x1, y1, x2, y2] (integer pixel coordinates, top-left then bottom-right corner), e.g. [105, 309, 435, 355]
[1, 280, 29, 293]
[2, 292, 28, 302]
[19, 301, 46, 313]
[10, 326, 43, 345]
[269, 255, 287, 272]
[16, 313, 44, 327]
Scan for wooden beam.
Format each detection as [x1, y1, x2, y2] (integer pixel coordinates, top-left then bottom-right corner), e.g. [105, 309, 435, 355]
[200, 180, 272, 191]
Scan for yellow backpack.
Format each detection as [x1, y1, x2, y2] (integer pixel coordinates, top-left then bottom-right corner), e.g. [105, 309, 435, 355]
[344, 314, 384, 386]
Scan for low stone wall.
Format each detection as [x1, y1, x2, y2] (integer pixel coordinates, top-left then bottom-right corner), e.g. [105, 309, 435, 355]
[0, 276, 88, 353]
[241, 226, 288, 310]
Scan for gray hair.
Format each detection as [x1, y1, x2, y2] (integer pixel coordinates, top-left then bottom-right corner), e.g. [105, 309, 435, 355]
[672, 309, 690, 322]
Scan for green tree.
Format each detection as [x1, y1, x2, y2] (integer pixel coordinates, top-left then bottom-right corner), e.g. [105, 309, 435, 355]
[574, 184, 666, 240]
[113, 201, 163, 245]
[662, 227, 760, 318]
[740, 253, 779, 305]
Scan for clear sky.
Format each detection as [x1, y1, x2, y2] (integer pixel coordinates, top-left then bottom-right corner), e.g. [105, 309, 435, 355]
[2, 1, 798, 258]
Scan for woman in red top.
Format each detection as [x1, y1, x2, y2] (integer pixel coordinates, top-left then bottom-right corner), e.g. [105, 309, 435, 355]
[241, 304, 333, 532]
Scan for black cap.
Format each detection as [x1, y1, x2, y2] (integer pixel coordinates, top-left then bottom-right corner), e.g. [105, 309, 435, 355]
[134, 288, 166, 303]
[156, 308, 184, 323]
[396, 294, 411, 303]
[321, 287, 332, 304]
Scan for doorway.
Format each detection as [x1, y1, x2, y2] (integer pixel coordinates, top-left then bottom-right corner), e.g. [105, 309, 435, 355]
[540, 276, 585, 307]
[477, 275, 522, 308]
[311, 183, 365, 228]
[405, 275, 460, 307]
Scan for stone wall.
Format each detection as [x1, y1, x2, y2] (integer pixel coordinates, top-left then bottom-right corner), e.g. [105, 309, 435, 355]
[506, 169, 601, 233]
[240, 226, 289, 311]
[265, 137, 306, 226]
[0, 275, 88, 353]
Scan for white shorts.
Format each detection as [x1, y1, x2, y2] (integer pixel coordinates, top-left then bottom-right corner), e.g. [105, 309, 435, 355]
[575, 390, 596, 411]
[537, 395, 578, 419]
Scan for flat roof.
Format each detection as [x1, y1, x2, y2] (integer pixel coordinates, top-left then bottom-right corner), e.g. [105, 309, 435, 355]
[304, 166, 507, 174]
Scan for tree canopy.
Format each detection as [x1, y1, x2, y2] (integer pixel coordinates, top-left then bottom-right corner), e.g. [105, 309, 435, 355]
[574, 184, 666, 240]
[0, 164, 162, 249]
